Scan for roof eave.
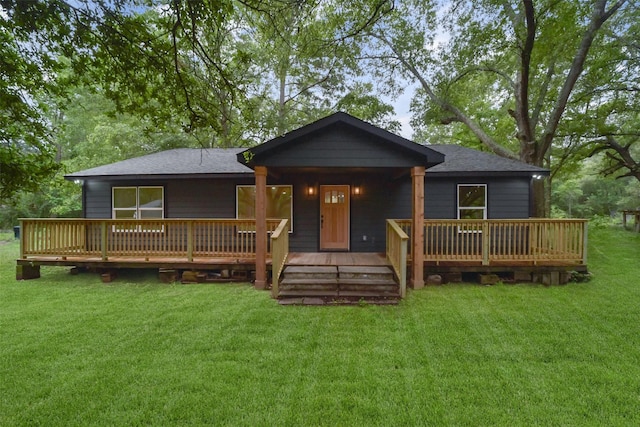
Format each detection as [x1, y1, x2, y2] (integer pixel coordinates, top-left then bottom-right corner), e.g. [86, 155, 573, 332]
[426, 170, 550, 178]
[65, 172, 253, 181]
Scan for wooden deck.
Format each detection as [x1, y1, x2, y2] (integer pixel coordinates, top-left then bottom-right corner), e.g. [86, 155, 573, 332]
[286, 252, 389, 267]
[16, 255, 266, 271]
[16, 218, 589, 287]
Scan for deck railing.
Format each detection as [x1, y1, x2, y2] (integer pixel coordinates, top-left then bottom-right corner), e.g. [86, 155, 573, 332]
[270, 219, 290, 298]
[386, 219, 408, 298]
[19, 218, 282, 261]
[395, 219, 588, 265]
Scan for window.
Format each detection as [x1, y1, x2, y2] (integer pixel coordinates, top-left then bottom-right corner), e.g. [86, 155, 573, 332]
[236, 185, 293, 231]
[457, 184, 487, 220]
[112, 186, 164, 231]
[324, 189, 346, 204]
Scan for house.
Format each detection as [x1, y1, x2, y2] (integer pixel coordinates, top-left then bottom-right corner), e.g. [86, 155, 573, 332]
[17, 113, 588, 300]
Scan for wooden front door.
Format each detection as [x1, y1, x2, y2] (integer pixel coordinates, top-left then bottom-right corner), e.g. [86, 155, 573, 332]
[320, 185, 350, 250]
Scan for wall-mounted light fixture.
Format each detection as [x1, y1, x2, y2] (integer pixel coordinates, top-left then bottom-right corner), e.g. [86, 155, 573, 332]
[353, 186, 362, 196]
[306, 185, 316, 196]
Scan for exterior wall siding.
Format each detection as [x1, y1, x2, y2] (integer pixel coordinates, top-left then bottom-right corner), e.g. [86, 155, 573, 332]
[486, 178, 530, 218]
[260, 125, 422, 168]
[421, 177, 531, 219]
[85, 181, 113, 218]
[83, 178, 253, 219]
[167, 178, 254, 218]
[82, 174, 532, 253]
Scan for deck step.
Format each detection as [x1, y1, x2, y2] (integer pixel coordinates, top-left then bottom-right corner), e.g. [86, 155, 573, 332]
[277, 263, 399, 302]
[337, 278, 397, 286]
[338, 290, 400, 298]
[338, 279, 398, 293]
[278, 297, 400, 305]
[279, 278, 338, 291]
[338, 266, 394, 280]
[278, 289, 340, 298]
[282, 266, 337, 280]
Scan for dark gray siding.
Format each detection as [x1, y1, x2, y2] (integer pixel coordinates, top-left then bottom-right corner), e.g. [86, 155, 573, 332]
[260, 125, 424, 168]
[486, 178, 530, 218]
[84, 178, 253, 219]
[82, 174, 532, 252]
[85, 181, 113, 218]
[288, 180, 318, 252]
[167, 178, 253, 218]
[422, 177, 531, 219]
[279, 173, 402, 252]
[425, 180, 456, 218]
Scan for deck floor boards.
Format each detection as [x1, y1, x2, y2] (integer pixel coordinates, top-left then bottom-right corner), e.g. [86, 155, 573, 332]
[18, 252, 584, 271]
[286, 252, 389, 267]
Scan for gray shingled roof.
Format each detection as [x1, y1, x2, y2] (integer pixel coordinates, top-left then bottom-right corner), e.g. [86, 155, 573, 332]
[66, 148, 252, 179]
[425, 144, 548, 176]
[66, 143, 548, 180]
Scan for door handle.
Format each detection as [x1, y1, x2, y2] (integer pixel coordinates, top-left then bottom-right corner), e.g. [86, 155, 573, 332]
[321, 214, 324, 229]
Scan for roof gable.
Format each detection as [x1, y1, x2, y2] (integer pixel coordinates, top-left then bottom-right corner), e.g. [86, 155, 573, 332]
[238, 112, 445, 169]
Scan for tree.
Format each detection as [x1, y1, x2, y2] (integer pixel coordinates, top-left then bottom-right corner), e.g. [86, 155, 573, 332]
[365, 0, 631, 216]
[2, 0, 396, 198]
[0, 14, 61, 198]
[234, 0, 396, 137]
[571, 3, 640, 184]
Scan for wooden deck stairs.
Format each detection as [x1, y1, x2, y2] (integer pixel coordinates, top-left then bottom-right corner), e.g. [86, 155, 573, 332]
[277, 265, 400, 305]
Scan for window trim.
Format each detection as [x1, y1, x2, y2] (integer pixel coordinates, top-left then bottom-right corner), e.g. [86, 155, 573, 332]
[236, 184, 293, 233]
[457, 184, 487, 233]
[112, 186, 164, 232]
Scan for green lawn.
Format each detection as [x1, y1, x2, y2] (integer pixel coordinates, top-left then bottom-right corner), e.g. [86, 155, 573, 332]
[1, 226, 639, 426]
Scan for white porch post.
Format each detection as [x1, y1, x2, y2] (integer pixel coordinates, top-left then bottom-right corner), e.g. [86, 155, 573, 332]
[254, 166, 267, 289]
[411, 166, 425, 289]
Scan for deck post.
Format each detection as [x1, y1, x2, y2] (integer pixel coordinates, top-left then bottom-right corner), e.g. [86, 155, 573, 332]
[254, 166, 268, 289]
[410, 166, 425, 289]
[582, 221, 588, 265]
[101, 221, 108, 261]
[19, 219, 24, 259]
[187, 221, 193, 262]
[482, 220, 490, 266]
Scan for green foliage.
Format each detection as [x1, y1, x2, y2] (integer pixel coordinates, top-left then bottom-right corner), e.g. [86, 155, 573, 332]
[335, 83, 401, 133]
[0, 23, 62, 198]
[552, 153, 640, 219]
[0, 85, 202, 228]
[2, 0, 397, 201]
[1, 227, 640, 425]
[366, 0, 637, 216]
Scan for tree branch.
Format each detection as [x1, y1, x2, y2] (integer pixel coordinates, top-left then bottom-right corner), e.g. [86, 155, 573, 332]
[539, 0, 628, 162]
[372, 32, 518, 159]
[451, 66, 515, 89]
[514, 0, 536, 146]
[530, 60, 555, 130]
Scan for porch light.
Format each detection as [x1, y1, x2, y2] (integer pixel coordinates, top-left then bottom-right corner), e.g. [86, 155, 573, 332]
[306, 185, 316, 196]
[353, 186, 362, 195]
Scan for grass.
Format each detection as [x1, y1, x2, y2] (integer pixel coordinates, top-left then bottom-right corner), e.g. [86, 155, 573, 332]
[1, 226, 640, 426]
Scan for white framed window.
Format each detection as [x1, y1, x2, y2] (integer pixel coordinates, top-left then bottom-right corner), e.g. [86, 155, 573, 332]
[112, 186, 164, 231]
[236, 185, 293, 232]
[458, 183, 487, 220]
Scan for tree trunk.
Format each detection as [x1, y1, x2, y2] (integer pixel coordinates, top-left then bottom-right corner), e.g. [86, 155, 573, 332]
[531, 179, 547, 217]
[278, 72, 287, 135]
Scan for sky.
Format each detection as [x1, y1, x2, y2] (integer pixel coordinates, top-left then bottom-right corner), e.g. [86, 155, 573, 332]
[390, 86, 416, 138]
